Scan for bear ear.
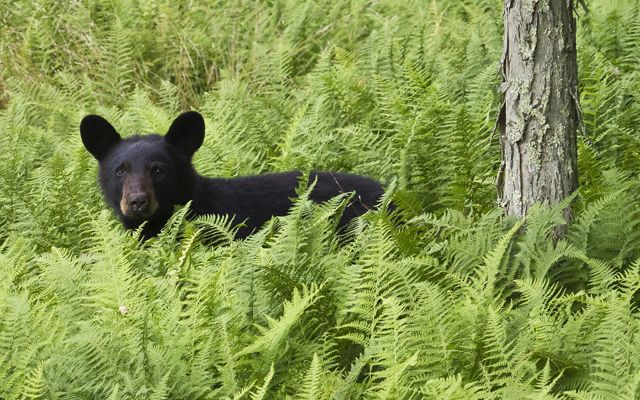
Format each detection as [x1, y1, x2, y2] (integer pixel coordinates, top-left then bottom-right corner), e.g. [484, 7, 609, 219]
[80, 115, 122, 161]
[165, 111, 205, 156]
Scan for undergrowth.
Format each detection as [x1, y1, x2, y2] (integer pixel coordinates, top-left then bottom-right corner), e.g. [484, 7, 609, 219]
[2, 0, 640, 398]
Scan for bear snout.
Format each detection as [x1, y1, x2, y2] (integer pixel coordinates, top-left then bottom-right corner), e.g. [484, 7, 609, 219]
[119, 173, 160, 219]
[120, 192, 159, 219]
[128, 193, 149, 212]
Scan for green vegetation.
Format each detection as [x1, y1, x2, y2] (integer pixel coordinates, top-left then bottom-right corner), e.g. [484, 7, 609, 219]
[2, 0, 640, 398]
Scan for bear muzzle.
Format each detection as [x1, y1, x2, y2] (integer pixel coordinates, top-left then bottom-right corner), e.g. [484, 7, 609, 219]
[120, 193, 159, 219]
[120, 175, 159, 219]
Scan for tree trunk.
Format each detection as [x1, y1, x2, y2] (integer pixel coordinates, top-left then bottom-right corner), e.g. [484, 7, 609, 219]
[497, 0, 579, 220]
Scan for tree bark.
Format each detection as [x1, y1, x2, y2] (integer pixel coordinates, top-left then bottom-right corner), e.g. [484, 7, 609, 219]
[497, 0, 579, 220]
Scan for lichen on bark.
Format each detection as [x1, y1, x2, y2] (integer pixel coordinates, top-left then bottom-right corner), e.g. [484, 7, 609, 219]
[497, 0, 579, 222]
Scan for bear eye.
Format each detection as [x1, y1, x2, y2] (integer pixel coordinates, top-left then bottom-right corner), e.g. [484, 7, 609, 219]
[151, 166, 164, 175]
[115, 167, 125, 176]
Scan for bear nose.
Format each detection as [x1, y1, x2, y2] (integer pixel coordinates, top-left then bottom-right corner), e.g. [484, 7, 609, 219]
[128, 194, 149, 212]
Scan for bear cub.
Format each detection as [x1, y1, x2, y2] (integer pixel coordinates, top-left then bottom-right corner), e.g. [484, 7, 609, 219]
[80, 111, 385, 239]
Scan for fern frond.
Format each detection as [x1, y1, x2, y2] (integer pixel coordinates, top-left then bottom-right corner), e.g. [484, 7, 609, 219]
[236, 284, 322, 365]
[250, 364, 274, 400]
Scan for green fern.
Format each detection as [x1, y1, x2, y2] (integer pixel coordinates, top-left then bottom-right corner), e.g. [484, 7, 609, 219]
[3, 0, 640, 397]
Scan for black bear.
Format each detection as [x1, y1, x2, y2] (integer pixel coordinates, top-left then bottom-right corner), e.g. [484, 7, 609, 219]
[80, 111, 385, 239]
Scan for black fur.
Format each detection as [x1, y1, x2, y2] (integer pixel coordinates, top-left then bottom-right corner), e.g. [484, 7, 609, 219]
[80, 111, 384, 239]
